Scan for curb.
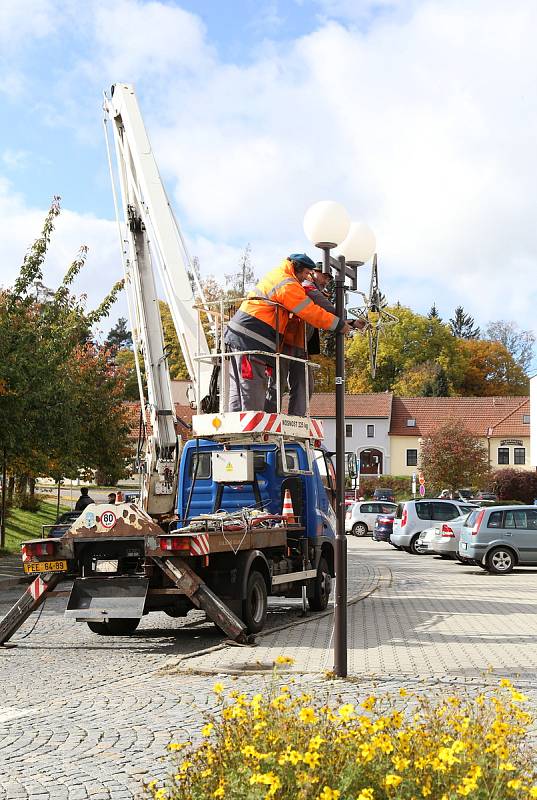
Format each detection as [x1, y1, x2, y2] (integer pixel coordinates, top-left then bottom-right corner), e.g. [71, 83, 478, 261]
[162, 563, 392, 675]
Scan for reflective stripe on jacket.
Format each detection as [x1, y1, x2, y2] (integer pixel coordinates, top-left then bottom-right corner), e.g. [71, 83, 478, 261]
[226, 259, 341, 353]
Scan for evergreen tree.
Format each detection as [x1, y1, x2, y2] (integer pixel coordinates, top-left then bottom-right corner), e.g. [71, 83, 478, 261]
[428, 303, 441, 321]
[449, 306, 480, 339]
[105, 317, 133, 349]
[423, 365, 450, 396]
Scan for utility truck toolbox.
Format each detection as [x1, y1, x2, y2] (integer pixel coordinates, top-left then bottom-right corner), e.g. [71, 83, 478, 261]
[212, 450, 253, 482]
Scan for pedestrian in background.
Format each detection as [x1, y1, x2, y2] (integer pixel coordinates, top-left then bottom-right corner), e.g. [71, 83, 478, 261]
[74, 487, 94, 511]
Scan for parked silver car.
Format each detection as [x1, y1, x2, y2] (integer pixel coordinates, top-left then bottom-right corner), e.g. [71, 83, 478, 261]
[459, 505, 537, 574]
[391, 499, 477, 555]
[345, 501, 397, 536]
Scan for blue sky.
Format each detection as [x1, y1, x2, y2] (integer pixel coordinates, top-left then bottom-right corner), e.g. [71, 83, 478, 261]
[1, 0, 536, 350]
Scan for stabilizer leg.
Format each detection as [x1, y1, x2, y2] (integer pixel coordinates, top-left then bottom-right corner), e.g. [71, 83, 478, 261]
[152, 556, 252, 643]
[0, 572, 61, 646]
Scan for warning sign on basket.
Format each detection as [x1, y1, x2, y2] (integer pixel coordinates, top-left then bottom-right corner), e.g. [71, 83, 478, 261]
[101, 510, 117, 529]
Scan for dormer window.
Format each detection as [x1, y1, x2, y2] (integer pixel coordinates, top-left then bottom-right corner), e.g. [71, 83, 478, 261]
[406, 418, 416, 427]
[523, 414, 530, 424]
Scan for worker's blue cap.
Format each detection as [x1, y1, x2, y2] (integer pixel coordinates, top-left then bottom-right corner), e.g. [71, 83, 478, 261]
[288, 253, 316, 270]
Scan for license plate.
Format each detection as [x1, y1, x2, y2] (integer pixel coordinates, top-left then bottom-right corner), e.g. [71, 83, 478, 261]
[460, 542, 467, 550]
[24, 560, 68, 574]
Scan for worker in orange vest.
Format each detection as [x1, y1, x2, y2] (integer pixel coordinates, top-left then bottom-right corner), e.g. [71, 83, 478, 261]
[224, 254, 351, 411]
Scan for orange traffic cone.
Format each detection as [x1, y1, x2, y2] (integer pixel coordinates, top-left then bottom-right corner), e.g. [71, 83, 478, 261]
[282, 489, 296, 524]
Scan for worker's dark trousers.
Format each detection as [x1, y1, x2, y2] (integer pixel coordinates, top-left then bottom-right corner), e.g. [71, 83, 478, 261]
[265, 355, 313, 416]
[228, 354, 268, 412]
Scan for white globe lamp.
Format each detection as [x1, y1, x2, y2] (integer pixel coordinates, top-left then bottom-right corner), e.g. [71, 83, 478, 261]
[303, 200, 351, 248]
[336, 222, 376, 265]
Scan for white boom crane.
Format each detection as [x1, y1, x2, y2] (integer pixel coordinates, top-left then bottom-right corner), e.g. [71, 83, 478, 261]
[103, 83, 213, 516]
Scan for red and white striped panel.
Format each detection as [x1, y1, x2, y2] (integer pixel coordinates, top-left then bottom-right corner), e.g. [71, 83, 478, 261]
[29, 576, 47, 602]
[190, 533, 210, 557]
[309, 418, 324, 439]
[21, 545, 31, 563]
[239, 411, 282, 434]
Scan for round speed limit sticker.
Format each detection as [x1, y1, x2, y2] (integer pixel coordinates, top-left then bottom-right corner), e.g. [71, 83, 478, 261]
[101, 510, 117, 529]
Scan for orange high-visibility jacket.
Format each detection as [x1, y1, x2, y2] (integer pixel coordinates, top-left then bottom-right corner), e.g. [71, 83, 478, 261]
[226, 259, 341, 354]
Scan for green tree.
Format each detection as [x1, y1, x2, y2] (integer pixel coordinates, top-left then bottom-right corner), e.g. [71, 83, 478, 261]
[0, 198, 127, 510]
[419, 420, 490, 496]
[345, 306, 464, 394]
[428, 303, 441, 320]
[225, 244, 256, 297]
[106, 317, 132, 349]
[449, 306, 480, 339]
[423, 365, 450, 397]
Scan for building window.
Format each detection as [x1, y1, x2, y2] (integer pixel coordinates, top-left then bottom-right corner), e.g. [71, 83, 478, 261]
[367, 424, 375, 438]
[514, 447, 526, 465]
[523, 414, 530, 424]
[345, 423, 353, 438]
[406, 449, 418, 466]
[498, 448, 509, 465]
[406, 418, 416, 427]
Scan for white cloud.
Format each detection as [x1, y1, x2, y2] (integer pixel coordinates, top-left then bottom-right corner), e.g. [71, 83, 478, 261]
[0, 0, 57, 48]
[2, 149, 30, 170]
[0, 179, 125, 325]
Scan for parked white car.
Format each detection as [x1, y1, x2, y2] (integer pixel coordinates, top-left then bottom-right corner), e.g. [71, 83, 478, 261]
[417, 514, 472, 558]
[345, 501, 397, 536]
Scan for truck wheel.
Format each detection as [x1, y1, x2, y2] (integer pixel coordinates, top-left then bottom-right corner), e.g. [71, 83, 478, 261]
[86, 618, 140, 636]
[352, 522, 368, 537]
[242, 571, 267, 634]
[309, 557, 331, 612]
[486, 547, 514, 575]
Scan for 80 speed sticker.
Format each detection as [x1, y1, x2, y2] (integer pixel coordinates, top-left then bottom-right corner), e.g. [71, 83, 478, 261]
[100, 510, 117, 529]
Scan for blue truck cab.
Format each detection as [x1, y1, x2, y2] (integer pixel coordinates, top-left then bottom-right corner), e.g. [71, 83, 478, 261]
[175, 439, 337, 629]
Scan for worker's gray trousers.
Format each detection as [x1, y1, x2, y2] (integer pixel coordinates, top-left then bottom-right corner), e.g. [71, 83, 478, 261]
[228, 354, 268, 412]
[265, 358, 314, 416]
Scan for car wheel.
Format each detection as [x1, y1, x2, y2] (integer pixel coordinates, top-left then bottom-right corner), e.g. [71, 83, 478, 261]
[409, 534, 423, 555]
[486, 547, 515, 575]
[352, 522, 368, 537]
[309, 556, 332, 612]
[86, 618, 140, 636]
[242, 570, 268, 634]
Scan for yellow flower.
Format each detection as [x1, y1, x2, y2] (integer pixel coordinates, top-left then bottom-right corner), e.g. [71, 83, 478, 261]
[167, 742, 186, 751]
[510, 689, 528, 703]
[154, 790, 167, 800]
[309, 735, 325, 751]
[213, 682, 224, 694]
[356, 790, 375, 800]
[275, 655, 295, 665]
[499, 761, 516, 771]
[500, 678, 513, 687]
[528, 787, 537, 798]
[201, 723, 214, 737]
[399, 688, 407, 697]
[299, 707, 318, 724]
[338, 703, 356, 721]
[384, 774, 402, 788]
[361, 696, 376, 711]
[392, 755, 410, 771]
[304, 750, 321, 768]
[507, 779, 522, 791]
[318, 787, 340, 800]
[213, 788, 225, 798]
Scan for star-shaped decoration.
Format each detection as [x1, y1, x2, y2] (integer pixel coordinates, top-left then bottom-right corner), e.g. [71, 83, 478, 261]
[347, 253, 398, 377]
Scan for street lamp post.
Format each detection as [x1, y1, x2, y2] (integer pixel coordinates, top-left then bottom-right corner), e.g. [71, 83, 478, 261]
[304, 201, 375, 678]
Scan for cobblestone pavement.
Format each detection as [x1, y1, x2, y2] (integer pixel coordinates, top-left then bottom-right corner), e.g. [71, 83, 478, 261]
[2, 539, 537, 798]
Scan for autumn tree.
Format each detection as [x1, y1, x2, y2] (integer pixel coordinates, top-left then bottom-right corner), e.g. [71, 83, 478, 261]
[419, 420, 490, 495]
[454, 339, 528, 396]
[449, 306, 480, 339]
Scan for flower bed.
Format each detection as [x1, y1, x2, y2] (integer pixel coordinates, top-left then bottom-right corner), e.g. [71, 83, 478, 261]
[146, 668, 537, 800]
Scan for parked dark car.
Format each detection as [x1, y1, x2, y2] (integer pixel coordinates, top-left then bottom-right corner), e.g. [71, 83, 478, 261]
[474, 491, 498, 504]
[373, 487, 395, 503]
[44, 511, 81, 538]
[373, 513, 395, 542]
